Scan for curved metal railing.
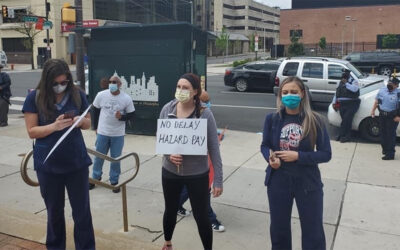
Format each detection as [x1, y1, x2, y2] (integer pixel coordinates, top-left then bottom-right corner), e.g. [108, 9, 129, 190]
[19, 148, 140, 232]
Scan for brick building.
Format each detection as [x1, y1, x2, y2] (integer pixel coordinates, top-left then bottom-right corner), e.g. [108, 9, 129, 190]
[280, 4, 400, 56]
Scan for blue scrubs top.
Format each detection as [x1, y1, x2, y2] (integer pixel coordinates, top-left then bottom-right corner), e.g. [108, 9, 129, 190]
[22, 89, 92, 174]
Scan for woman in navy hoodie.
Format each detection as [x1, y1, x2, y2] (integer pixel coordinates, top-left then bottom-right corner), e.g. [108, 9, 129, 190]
[261, 76, 331, 250]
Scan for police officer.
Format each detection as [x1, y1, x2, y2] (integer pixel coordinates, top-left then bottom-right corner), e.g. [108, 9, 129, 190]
[371, 77, 400, 160]
[335, 69, 360, 143]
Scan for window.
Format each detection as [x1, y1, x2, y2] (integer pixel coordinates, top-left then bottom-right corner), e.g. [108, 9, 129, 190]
[282, 62, 299, 76]
[347, 53, 360, 61]
[289, 29, 303, 37]
[328, 64, 345, 80]
[261, 63, 279, 71]
[302, 63, 323, 79]
[245, 64, 262, 70]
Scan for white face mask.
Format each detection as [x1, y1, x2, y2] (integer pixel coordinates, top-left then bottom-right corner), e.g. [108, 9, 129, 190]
[175, 89, 191, 103]
[53, 84, 67, 94]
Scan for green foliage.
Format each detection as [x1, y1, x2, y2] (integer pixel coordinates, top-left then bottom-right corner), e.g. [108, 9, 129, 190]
[382, 34, 398, 49]
[288, 35, 304, 56]
[249, 34, 255, 52]
[232, 58, 252, 67]
[216, 27, 229, 55]
[319, 37, 327, 50]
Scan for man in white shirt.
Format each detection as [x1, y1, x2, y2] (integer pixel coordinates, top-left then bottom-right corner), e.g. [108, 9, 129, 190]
[90, 76, 135, 193]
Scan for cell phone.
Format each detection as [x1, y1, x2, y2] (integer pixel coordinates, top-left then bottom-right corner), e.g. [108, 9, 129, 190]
[64, 110, 75, 119]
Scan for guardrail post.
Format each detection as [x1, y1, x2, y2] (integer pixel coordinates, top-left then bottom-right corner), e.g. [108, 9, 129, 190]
[122, 184, 128, 232]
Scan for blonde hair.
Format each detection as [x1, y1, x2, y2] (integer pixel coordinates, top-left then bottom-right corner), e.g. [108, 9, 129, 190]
[276, 76, 323, 148]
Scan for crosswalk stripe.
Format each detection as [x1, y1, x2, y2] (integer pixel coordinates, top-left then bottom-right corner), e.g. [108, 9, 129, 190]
[10, 97, 26, 102]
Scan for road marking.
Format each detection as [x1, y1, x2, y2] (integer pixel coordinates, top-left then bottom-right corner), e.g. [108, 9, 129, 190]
[212, 104, 276, 110]
[10, 97, 26, 102]
[10, 104, 23, 111]
[220, 91, 275, 96]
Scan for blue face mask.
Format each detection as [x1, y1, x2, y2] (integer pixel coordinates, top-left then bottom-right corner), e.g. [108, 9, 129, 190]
[281, 94, 301, 109]
[109, 83, 118, 93]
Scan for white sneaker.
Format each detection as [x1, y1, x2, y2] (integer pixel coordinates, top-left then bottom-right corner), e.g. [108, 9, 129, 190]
[212, 221, 225, 232]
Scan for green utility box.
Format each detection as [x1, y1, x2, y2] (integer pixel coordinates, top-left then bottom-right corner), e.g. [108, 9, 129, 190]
[88, 23, 207, 135]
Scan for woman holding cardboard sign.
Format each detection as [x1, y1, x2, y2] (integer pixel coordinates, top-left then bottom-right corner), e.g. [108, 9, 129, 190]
[159, 73, 223, 250]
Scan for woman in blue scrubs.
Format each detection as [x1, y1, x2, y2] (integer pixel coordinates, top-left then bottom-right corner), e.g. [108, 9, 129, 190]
[22, 59, 95, 250]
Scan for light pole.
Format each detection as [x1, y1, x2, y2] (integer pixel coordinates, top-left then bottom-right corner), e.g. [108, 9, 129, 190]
[345, 16, 357, 52]
[341, 24, 345, 57]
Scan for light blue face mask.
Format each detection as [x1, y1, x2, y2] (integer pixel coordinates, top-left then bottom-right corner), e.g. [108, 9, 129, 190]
[109, 83, 118, 93]
[281, 94, 301, 109]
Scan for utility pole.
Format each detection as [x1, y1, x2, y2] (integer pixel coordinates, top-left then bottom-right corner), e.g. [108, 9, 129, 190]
[75, 0, 85, 91]
[45, 0, 50, 61]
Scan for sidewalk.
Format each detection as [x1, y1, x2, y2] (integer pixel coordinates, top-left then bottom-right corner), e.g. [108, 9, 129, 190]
[1, 114, 400, 250]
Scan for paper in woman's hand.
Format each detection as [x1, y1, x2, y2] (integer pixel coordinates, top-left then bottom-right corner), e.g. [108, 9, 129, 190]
[44, 104, 92, 163]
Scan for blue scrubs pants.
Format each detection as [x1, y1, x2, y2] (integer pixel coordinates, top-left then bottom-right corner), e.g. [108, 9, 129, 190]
[267, 171, 325, 250]
[36, 167, 95, 250]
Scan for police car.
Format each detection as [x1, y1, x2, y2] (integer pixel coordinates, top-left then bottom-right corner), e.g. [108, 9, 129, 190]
[327, 81, 400, 142]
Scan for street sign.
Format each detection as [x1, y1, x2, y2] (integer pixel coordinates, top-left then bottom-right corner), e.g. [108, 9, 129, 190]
[255, 35, 259, 42]
[23, 16, 38, 22]
[61, 20, 99, 32]
[255, 42, 259, 52]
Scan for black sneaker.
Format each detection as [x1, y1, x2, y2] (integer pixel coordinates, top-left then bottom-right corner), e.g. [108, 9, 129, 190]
[89, 177, 101, 190]
[177, 208, 191, 217]
[111, 182, 120, 193]
[382, 155, 394, 160]
[212, 220, 225, 232]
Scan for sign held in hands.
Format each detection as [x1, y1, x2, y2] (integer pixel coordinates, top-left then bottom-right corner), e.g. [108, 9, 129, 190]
[156, 119, 207, 155]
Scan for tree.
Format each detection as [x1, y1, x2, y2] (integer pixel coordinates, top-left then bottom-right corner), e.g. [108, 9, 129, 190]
[382, 34, 398, 49]
[319, 36, 327, 50]
[249, 34, 255, 52]
[13, 13, 43, 69]
[288, 32, 304, 56]
[215, 27, 229, 60]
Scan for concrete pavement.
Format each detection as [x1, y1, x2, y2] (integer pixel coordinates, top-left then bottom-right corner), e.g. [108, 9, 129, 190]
[1, 112, 400, 250]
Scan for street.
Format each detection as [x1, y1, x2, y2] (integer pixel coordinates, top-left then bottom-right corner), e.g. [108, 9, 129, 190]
[7, 69, 340, 138]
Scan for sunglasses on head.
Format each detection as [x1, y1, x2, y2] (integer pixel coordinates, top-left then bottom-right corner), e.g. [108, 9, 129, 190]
[53, 80, 69, 86]
[109, 80, 118, 84]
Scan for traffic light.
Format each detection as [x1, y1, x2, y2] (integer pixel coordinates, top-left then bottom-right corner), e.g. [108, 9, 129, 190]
[2, 6, 8, 18]
[43, 38, 54, 43]
[61, 3, 75, 23]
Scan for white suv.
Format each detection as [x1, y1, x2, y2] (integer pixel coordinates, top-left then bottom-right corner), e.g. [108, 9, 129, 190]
[273, 57, 388, 103]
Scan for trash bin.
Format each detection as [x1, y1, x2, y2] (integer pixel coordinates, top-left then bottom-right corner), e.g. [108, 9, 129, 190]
[88, 23, 208, 135]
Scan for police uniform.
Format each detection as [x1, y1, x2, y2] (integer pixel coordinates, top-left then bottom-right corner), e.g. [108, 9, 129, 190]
[22, 90, 95, 250]
[335, 72, 360, 142]
[376, 77, 400, 160]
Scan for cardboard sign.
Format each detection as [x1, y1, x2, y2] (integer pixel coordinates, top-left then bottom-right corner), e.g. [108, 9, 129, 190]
[156, 119, 207, 155]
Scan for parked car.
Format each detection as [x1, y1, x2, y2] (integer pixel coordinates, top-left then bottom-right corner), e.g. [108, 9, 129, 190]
[0, 51, 7, 66]
[274, 57, 388, 103]
[224, 60, 281, 92]
[343, 51, 400, 76]
[328, 81, 400, 142]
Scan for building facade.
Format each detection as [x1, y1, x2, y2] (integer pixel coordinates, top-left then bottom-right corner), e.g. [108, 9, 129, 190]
[281, 4, 400, 56]
[292, 0, 400, 9]
[0, 0, 95, 67]
[214, 0, 280, 50]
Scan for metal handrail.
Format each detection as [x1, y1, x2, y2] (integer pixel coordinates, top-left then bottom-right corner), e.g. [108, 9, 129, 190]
[19, 148, 140, 232]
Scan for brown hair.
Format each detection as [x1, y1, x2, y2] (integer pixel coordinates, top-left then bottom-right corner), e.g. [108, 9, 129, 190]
[277, 76, 323, 148]
[180, 73, 202, 118]
[36, 59, 80, 120]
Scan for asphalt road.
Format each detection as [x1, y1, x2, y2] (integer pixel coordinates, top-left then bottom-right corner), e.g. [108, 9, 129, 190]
[7, 70, 340, 139]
